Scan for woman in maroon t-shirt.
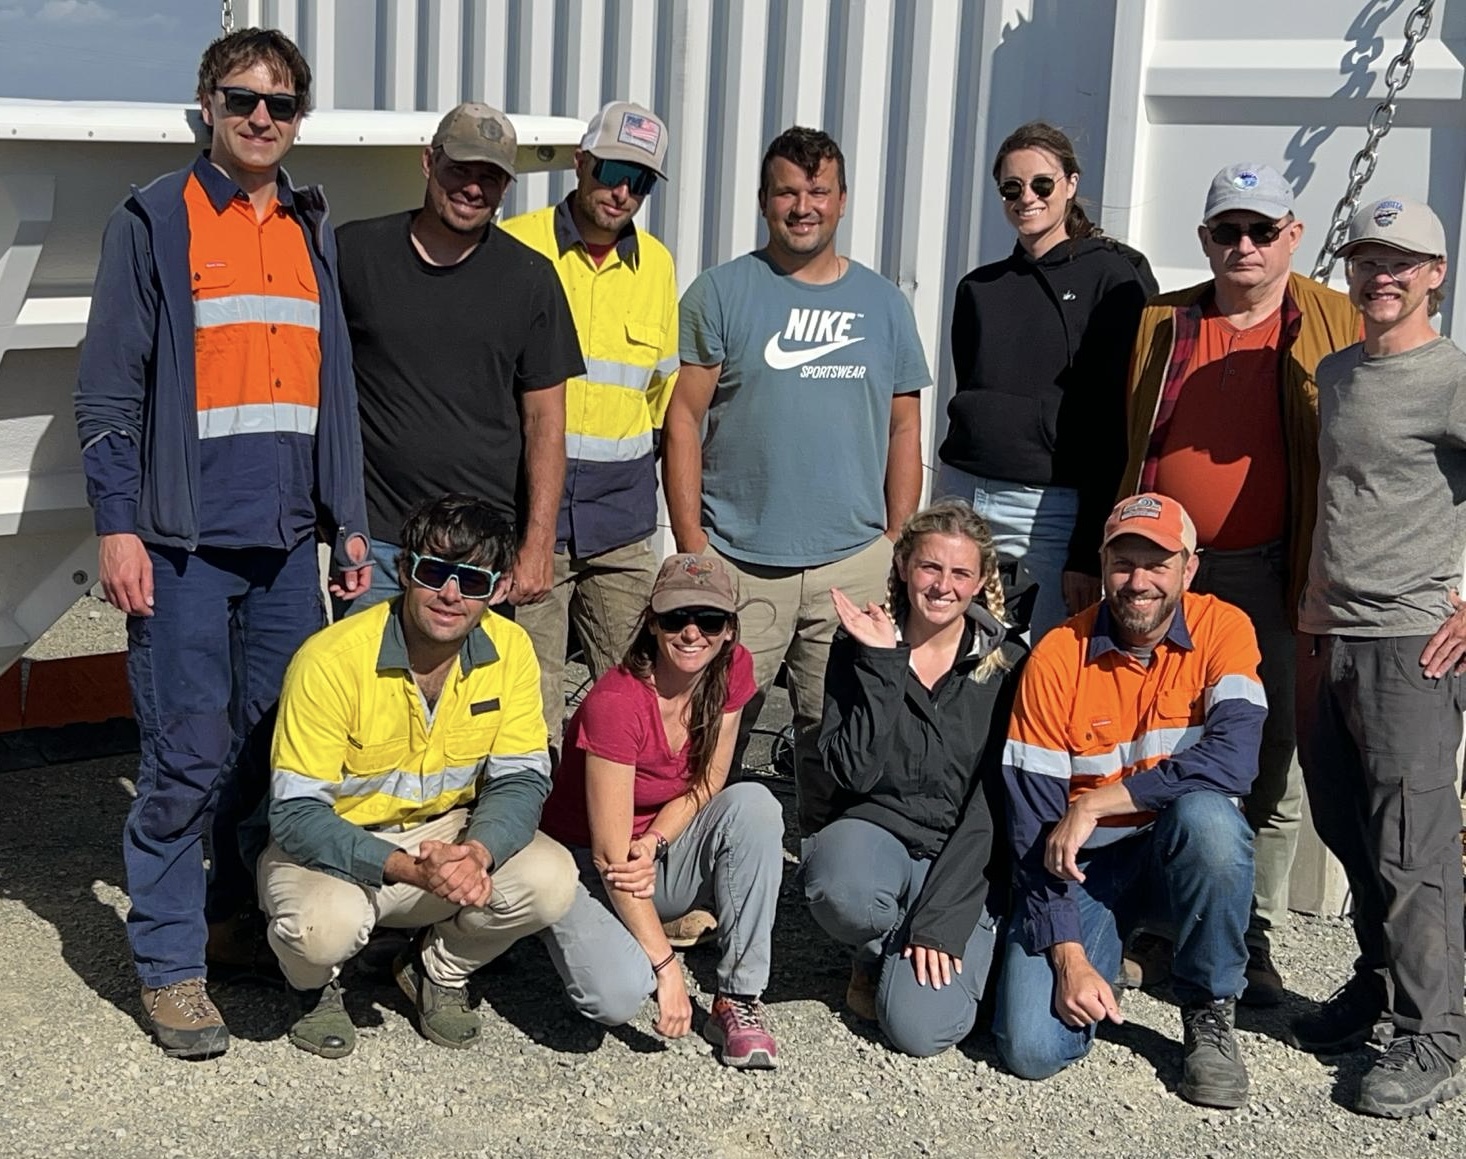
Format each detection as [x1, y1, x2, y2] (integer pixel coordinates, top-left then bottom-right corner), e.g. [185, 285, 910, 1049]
[538, 554, 784, 1070]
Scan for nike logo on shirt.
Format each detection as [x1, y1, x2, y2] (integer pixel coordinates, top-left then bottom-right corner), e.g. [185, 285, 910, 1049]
[763, 333, 866, 370]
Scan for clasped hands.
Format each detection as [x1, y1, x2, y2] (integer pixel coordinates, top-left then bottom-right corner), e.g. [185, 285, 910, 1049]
[599, 834, 660, 899]
[391, 839, 494, 908]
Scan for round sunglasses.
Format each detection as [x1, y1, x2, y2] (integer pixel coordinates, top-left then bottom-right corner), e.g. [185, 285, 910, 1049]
[998, 174, 1059, 202]
[408, 553, 502, 600]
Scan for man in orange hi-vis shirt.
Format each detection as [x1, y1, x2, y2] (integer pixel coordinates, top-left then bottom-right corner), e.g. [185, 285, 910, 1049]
[991, 493, 1265, 1111]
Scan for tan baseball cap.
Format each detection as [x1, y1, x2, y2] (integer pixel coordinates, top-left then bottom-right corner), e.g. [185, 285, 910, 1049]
[431, 102, 517, 177]
[1102, 493, 1198, 555]
[580, 100, 669, 179]
[1338, 196, 1448, 259]
[650, 554, 738, 614]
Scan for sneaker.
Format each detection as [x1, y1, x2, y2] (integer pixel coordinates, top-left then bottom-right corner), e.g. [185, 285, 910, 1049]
[1241, 943, 1285, 1008]
[1179, 998, 1249, 1109]
[845, 963, 878, 1022]
[1356, 1034, 1466, 1118]
[288, 979, 355, 1059]
[1287, 973, 1386, 1054]
[705, 995, 778, 1070]
[662, 909, 718, 950]
[392, 942, 481, 1050]
[141, 978, 230, 1059]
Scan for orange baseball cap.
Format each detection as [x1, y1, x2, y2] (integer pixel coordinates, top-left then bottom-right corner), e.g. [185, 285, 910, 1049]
[1102, 493, 1198, 555]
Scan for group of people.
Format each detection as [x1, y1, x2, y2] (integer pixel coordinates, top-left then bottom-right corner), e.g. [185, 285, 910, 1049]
[71, 25, 1466, 1121]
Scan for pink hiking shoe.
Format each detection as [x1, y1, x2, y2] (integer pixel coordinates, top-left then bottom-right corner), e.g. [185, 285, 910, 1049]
[705, 995, 778, 1070]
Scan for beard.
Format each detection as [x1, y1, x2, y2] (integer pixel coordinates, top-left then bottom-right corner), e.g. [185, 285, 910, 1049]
[1109, 587, 1180, 638]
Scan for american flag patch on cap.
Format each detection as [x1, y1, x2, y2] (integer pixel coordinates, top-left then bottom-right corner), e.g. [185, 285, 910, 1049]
[618, 112, 662, 154]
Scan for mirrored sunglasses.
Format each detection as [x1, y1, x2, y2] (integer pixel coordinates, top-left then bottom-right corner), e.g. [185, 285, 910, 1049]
[409, 553, 501, 600]
[655, 608, 731, 636]
[591, 156, 658, 197]
[215, 86, 301, 121]
[998, 175, 1057, 201]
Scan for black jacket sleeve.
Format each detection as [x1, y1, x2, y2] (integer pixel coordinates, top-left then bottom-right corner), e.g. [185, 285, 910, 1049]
[905, 657, 1023, 955]
[817, 632, 909, 796]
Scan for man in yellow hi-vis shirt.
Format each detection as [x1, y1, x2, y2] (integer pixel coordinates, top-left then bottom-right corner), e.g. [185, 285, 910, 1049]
[258, 494, 576, 1058]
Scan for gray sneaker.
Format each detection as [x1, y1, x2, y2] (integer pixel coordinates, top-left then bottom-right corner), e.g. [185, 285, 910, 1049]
[1356, 1034, 1466, 1118]
[392, 942, 481, 1050]
[1179, 998, 1249, 1109]
[141, 978, 230, 1059]
[288, 979, 355, 1059]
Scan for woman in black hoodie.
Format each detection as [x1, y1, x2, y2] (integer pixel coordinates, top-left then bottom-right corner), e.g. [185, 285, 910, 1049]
[804, 500, 1027, 1057]
[938, 122, 1156, 640]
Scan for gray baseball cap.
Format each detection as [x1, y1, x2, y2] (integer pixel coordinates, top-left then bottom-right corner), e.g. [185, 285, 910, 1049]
[1203, 162, 1295, 222]
[1338, 196, 1447, 258]
[580, 100, 669, 179]
[431, 102, 517, 177]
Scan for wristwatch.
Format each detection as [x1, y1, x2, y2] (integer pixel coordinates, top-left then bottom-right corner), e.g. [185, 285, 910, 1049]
[648, 828, 669, 863]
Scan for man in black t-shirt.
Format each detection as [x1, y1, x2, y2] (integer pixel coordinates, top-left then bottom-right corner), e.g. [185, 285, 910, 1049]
[336, 102, 584, 619]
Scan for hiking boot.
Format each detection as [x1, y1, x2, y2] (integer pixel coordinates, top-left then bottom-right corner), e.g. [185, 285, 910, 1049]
[392, 942, 480, 1049]
[288, 979, 355, 1059]
[1288, 973, 1386, 1054]
[141, 978, 230, 1059]
[845, 963, 878, 1022]
[1356, 1034, 1466, 1118]
[662, 909, 718, 950]
[1179, 998, 1249, 1109]
[705, 995, 778, 1070]
[1120, 931, 1173, 990]
[1241, 943, 1285, 1008]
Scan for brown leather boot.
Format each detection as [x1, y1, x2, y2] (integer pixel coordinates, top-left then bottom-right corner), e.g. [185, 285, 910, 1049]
[141, 978, 230, 1059]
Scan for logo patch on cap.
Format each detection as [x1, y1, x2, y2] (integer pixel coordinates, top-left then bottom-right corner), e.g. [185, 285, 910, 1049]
[1118, 497, 1163, 521]
[1232, 171, 1259, 189]
[680, 557, 715, 581]
[477, 116, 504, 142]
[1373, 199, 1404, 227]
[617, 112, 661, 155]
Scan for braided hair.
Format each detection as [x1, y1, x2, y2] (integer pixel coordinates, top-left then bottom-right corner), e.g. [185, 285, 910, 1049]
[886, 500, 1010, 684]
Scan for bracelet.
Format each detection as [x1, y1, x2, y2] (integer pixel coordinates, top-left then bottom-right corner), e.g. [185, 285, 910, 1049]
[652, 950, 677, 975]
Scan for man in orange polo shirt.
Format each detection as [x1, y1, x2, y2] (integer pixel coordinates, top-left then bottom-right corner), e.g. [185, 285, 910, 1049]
[74, 29, 371, 1059]
[995, 494, 1265, 1108]
[1119, 163, 1358, 1005]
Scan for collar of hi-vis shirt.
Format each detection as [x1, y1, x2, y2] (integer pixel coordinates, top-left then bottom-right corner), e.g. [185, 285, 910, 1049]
[192, 151, 296, 214]
[1087, 600, 1195, 665]
[375, 599, 500, 676]
[553, 195, 639, 266]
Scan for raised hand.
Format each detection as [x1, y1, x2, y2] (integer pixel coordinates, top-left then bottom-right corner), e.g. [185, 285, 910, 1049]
[830, 586, 898, 649]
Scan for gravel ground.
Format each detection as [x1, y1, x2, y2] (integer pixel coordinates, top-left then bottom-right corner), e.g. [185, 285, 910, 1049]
[5, 599, 1465, 1158]
[23, 594, 127, 660]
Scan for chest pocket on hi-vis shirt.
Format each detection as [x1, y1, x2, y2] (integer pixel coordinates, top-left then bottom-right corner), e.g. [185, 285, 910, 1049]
[1157, 688, 1205, 726]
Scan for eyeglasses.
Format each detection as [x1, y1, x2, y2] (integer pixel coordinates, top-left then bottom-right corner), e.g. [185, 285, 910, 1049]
[654, 609, 732, 636]
[1206, 220, 1284, 247]
[408, 553, 501, 600]
[591, 157, 658, 197]
[997, 175, 1057, 202]
[215, 86, 301, 122]
[1345, 255, 1432, 281]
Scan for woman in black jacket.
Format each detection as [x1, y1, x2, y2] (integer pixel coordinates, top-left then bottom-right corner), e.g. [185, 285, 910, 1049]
[937, 121, 1156, 640]
[804, 500, 1027, 1057]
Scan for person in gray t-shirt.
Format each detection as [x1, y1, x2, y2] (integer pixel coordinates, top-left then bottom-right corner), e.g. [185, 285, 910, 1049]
[664, 126, 931, 834]
[1292, 196, 1466, 1119]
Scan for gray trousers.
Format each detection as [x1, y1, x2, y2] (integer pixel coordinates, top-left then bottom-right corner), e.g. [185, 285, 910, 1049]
[1297, 633, 1466, 1056]
[1192, 540, 1303, 949]
[801, 817, 999, 1058]
[539, 782, 784, 1024]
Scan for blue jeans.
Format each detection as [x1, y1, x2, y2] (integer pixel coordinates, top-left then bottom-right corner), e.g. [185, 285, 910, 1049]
[337, 537, 402, 617]
[124, 539, 324, 988]
[993, 792, 1253, 1081]
[935, 466, 1079, 642]
[802, 817, 999, 1057]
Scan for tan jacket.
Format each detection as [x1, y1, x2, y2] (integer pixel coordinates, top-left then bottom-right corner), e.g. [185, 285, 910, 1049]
[1119, 272, 1359, 620]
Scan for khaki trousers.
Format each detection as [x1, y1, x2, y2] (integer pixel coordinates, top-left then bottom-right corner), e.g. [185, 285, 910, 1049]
[259, 812, 577, 990]
[516, 539, 658, 745]
[710, 535, 894, 834]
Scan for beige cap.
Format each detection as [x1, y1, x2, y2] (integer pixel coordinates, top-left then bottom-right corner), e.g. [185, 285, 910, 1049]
[580, 100, 669, 179]
[1338, 196, 1448, 259]
[650, 554, 738, 614]
[431, 102, 517, 176]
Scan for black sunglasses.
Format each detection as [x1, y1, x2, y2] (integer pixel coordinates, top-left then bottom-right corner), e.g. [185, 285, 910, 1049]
[655, 608, 731, 636]
[1206, 220, 1284, 247]
[591, 156, 658, 197]
[215, 86, 301, 122]
[998, 175, 1058, 202]
[409, 553, 501, 600]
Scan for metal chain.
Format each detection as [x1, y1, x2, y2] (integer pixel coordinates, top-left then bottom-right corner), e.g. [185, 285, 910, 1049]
[1312, 0, 1435, 280]
[221, 0, 235, 35]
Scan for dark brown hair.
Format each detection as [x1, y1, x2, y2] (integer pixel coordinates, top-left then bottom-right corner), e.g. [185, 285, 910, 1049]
[992, 121, 1100, 241]
[395, 493, 516, 585]
[197, 27, 313, 114]
[622, 609, 742, 802]
[760, 126, 847, 197]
